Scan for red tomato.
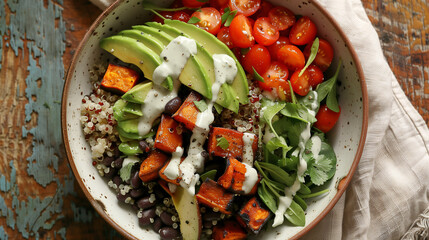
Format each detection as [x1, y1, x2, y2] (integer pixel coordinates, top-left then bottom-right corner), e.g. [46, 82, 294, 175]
[289, 16, 317, 45]
[267, 36, 290, 60]
[172, 11, 191, 22]
[254, 1, 273, 19]
[229, 15, 255, 48]
[307, 64, 324, 88]
[304, 38, 334, 71]
[253, 17, 279, 46]
[290, 69, 311, 96]
[268, 6, 296, 31]
[314, 104, 341, 133]
[152, 11, 174, 24]
[217, 27, 234, 48]
[229, 0, 261, 17]
[182, 0, 206, 8]
[259, 61, 291, 101]
[232, 47, 245, 62]
[210, 0, 229, 9]
[242, 44, 271, 75]
[191, 8, 222, 35]
[277, 44, 305, 71]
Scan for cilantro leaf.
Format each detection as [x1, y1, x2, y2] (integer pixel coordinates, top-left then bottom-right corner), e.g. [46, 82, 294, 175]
[119, 157, 140, 182]
[193, 100, 208, 112]
[216, 137, 229, 150]
[266, 136, 292, 158]
[188, 16, 201, 24]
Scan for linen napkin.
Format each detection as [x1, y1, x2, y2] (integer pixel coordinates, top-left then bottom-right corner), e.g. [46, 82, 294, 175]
[88, 0, 429, 239]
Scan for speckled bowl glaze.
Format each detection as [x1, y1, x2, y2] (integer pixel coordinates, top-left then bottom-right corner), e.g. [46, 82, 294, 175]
[62, 0, 368, 239]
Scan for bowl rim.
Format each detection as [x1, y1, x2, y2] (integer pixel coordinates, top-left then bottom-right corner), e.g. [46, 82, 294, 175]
[61, 0, 369, 239]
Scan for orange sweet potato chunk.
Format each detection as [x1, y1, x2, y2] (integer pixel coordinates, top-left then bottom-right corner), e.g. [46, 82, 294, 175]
[237, 197, 271, 234]
[196, 179, 235, 214]
[139, 150, 169, 182]
[212, 220, 247, 240]
[154, 114, 183, 153]
[101, 64, 139, 93]
[172, 91, 202, 130]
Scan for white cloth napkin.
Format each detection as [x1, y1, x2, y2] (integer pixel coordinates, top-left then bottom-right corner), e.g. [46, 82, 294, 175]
[89, 0, 429, 239]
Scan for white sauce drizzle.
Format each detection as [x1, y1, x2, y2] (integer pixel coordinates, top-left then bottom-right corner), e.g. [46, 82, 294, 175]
[242, 163, 259, 194]
[163, 147, 184, 180]
[242, 133, 256, 166]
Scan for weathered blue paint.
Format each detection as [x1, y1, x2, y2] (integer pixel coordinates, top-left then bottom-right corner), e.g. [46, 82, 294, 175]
[0, 226, 8, 240]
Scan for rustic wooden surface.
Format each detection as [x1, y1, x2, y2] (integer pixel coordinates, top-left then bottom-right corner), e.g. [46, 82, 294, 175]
[0, 0, 427, 239]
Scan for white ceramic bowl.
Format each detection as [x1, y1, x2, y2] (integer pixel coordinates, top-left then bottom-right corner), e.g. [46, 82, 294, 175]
[62, 0, 368, 239]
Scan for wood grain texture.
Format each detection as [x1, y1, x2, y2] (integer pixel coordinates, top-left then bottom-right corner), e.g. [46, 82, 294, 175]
[0, 0, 427, 239]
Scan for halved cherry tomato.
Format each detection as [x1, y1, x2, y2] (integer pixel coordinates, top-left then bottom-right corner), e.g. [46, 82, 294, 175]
[232, 47, 245, 62]
[229, 0, 261, 17]
[242, 44, 271, 75]
[289, 16, 317, 45]
[290, 69, 311, 96]
[191, 7, 222, 35]
[152, 11, 174, 24]
[277, 44, 305, 71]
[254, 1, 273, 19]
[182, 0, 206, 8]
[229, 15, 255, 48]
[253, 17, 279, 46]
[172, 11, 191, 22]
[259, 61, 291, 101]
[314, 104, 341, 133]
[307, 64, 324, 88]
[304, 38, 334, 71]
[217, 27, 234, 49]
[267, 36, 290, 60]
[210, 0, 228, 9]
[268, 6, 296, 31]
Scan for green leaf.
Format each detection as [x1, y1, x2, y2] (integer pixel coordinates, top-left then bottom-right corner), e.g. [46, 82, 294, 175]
[258, 180, 278, 213]
[273, 117, 307, 147]
[298, 182, 311, 195]
[316, 60, 342, 103]
[200, 170, 217, 181]
[221, 7, 231, 24]
[240, 47, 250, 55]
[188, 16, 201, 24]
[253, 67, 265, 82]
[224, 10, 237, 27]
[280, 103, 317, 124]
[261, 100, 286, 137]
[288, 80, 297, 104]
[119, 157, 139, 182]
[258, 162, 295, 186]
[193, 99, 208, 112]
[285, 200, 306, 226]
[326, 82, 340, 112]
[299, 38, 319, 77]
[299, 91, 319, 113]
[293, 195, 307, 211]
[277, 156, 298, 172]
[266, 136, 292, 158]
[213, 102, 223, 114]
[216, 137, 229, 150]
[304, 136, 337, 186]
[299, 189, 329, 199]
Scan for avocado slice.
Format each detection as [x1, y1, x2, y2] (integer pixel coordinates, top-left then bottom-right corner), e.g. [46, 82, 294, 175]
[122, 81, 153, 104]
[113, 99, 140, 121]
[145, 22, 238, 113]
[164, 19, 249, 105]
[118, 29, 164, 55]
[119, 141, 143, 155]
[117, 118, 142, 140]
[123, 102, 143, 117]
[132, 25, 212, 100]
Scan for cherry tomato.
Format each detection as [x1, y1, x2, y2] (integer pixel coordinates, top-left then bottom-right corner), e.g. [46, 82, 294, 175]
[259, 61, 291, 101]
[229, 15, 255, 48]
[217, 27, 234, 49]
[304, 38, 334, 71]
[152, 11, 174, 24]
[191, 7, 222, 35]
[254, 1, 273, 19]
[232, 47, 245, 62]
[210, 0, 229, 9]
[290, 69, 311, 96]
[229, 0, 261, 17]
[314, 104, 341, 133]
[182, 0, 206, 8]
[307, 64, 324, 88]
[242, 44, 271, 75]
[277, 44, 305, 71]
[253, 17, 279, 46]
[268, 6, 296, 31]
[289, 16, 317, 45]
[267, 36, 290, 60]
[172, 11, 191, 22]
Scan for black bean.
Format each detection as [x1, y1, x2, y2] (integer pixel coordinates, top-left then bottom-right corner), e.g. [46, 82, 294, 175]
[136, 196, 156, 210]
[102, 156, 115, 166]
[203, 220, 213, 229]
[160, 211, 174, 226]
[159, 227, 181, 240]
[153, 217, 163, 233]
[164, 97, 182, 115]
[113, 147, 121, 158]
[200, 150, 209, 161]
[203, 211, 221, 221]
[131, 171, 142, 188]
[139, 140, 150, 152]
[139, 208, 156, 226]
[112, 157, 124, 169]
[130, 188, 145, 199]
[117, 192, 131, 203]
[153, 185, 166, 199]
[113, 175, 123, 187]
[104, 167, 117, 179]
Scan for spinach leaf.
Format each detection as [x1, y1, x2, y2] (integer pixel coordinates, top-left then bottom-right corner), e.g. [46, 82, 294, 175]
[285, 200, 306, 226]
[299, 38, 319, 77]
[277, 156, 298, 172]
[265, 136, 292, 158]
[280, 103, 317, 124]
[315, 60, 342, 105]
[258, 180, 278, 213]
[273, 117, 307, 147]
[293, 195, 307, 211]
[261, 100, 286, 137]
[258, 162, 295, 186]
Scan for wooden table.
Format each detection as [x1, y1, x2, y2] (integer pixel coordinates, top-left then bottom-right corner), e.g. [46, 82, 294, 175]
[0, 0, 427, 239]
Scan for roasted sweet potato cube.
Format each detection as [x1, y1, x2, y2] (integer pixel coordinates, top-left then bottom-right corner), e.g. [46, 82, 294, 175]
[159, 157, 184, 185]
[154, 114, 183, 153]
[237, 197, 271, 234]
[101, 64, 139, 93]
[208, 128, 258, 160]
[196, 179, 235, 214]
[139, 150, 169, 182]
[218, 158, 246, 193]
[172, 91, 202, 130]
[212, 220, 247, 240]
